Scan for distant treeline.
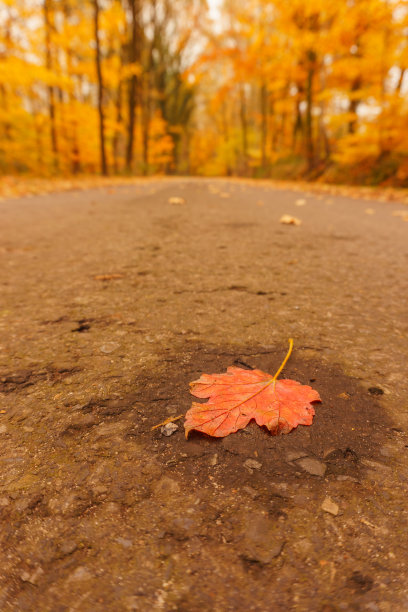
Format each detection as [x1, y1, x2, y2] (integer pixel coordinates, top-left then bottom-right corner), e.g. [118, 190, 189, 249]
[2, 0, 408, 185]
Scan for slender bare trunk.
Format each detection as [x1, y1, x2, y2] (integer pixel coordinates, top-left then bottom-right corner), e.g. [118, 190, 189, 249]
[221, 102, 231, 176]
[269, 96, 277, 153]
[348, 76, 361, 135]
[113, 80, 123, 173]
[318, 71, 330, 162]
[126, 0, 141, 172]
[396, 68, 406, 93]
[93, 0, 108, 176]
[141, 69, 151, 174]
[292, 97, 303, 154]
[260, 82, 267, 170]
[305, 50, 316, 172]
[43, 0, 58, 170]
[239, 85, 248, 173]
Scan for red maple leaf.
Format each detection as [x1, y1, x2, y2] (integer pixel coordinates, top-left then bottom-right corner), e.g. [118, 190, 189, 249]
[184, 340, 321, 438]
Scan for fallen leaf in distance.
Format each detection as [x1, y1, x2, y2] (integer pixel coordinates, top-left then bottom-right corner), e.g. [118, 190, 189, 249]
[280, 214, 301, 226]
[365, 208, 375, 215]
[185, 340, 320, 438]
[94, 274, 125, 281]
[295, 198, 306, 206]
[392, 210, 408, 221]
[168, 196, 185, 205]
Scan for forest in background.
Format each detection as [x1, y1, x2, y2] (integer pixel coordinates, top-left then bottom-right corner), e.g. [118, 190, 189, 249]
[1, 0, 408, 185]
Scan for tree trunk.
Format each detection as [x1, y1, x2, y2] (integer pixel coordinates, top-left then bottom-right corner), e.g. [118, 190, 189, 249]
[221, 102, 231, 176]
[239, 85, 248, 174]
[269, 96, 277, 153]
[0, 86, 11, 141]
[318, 71, 330, 162]
[141, 92, 150, 174]
[292, 98, 303, 153]
[61, 1, 81, 174]
[141, 56, 152, 175]
[305, 50, 316, 172]
[396, 67, 406, 93]
[34, 113, 44, 173]
[126, 0, 141, 172]
[93, 0, 108, 176]
[260, 82, 267, 170]
[113, 79, 123, 174]
[43, 0, 58, 171]
[348, 76, 362, 134]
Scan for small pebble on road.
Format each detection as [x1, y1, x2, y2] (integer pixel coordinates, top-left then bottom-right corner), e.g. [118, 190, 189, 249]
[244, 459, 262, 472]
[296, 457, 327, 477]
[100, 343, 120, 354]
[321, 496, 339, 516]
[161, 422, 179, 436]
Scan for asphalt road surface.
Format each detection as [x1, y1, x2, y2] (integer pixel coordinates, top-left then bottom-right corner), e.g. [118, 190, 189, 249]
[0, 178, 407, 611]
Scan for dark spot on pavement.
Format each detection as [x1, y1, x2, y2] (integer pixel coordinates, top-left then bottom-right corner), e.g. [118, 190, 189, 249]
[368, 386, 384, 396]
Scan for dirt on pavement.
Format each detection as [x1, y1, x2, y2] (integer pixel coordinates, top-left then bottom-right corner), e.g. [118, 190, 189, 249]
[0, 178, 407, 611]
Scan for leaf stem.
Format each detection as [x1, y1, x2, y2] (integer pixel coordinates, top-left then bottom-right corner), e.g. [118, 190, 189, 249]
[272, 338, 294, 382]
[151, 414, 184, 431]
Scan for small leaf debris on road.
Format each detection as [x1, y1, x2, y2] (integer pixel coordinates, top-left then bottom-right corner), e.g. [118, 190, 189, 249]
[94, 273, 125, 281]
[295, 198, 306, 206]
[280, 214, 302, 226]
[168, 196, 185, 205]
[392, 209, 408, 221]
[208, 185, 219, 194]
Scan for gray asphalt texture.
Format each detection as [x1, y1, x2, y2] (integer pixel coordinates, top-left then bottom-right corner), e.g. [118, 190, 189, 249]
[0, 178, 407, 611]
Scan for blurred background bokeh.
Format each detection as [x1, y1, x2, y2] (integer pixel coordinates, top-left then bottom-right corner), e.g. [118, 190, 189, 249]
[1, 0, 408, 185]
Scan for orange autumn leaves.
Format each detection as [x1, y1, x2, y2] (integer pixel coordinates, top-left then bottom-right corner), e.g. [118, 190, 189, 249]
[184, 340, 321, 438]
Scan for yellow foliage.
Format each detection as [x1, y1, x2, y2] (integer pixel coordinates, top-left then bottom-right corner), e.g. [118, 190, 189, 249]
[1, 0, 408, 183]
